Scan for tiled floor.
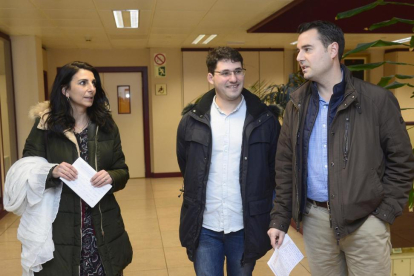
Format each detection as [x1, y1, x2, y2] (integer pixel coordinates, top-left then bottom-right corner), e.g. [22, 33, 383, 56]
[0, 177, 310, 276]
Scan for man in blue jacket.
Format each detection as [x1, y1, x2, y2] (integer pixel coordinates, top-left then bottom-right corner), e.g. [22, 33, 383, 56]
[177, 46, 280, 276]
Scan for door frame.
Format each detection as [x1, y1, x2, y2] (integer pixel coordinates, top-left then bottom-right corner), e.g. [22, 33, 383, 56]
[96, 67, 151, 178]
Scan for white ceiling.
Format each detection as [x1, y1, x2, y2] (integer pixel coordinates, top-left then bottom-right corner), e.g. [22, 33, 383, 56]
[0, 0, 409, 50]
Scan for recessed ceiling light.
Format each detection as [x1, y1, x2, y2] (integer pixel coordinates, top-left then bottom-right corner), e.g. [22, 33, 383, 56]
[113, 10, 139, 28]
[202, 34, 217, 45]
[192, 34, 205, 44]
[392, 37, 411, 43]
[290, 41, 298, 45]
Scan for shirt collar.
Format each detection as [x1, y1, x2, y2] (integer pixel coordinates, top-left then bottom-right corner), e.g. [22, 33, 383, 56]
[213, 94, 245, 115]
[311, 68, 346, 103]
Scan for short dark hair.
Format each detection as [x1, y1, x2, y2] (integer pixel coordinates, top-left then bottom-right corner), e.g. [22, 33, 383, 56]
[46, 61, 115, 134]
[206, 47, 243, 74]
[297, 20, 345, 61]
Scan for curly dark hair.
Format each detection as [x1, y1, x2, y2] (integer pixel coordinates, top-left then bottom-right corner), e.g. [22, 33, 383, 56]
[44, 61, 115, 135]
[297, 20, 345, 61]
[206, 47, 244, 74]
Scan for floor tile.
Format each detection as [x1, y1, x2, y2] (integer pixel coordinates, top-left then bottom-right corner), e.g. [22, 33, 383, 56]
[168, 266, 196, 276]
[156, 206, 181, 219]
[125, 269, 168, 276]
[0, 241, 21, 259]
[0, 227, 18, 242]
[125, 248, 166, 272]
[129, 230, 163, 250]
[161, 230, 181, 248]
[0, 213, 19, 234]
[164, 246, 193, 268]
[0, 258, 22, 275]
[154, 196, 182, 208]
[158, 216, 180, 232]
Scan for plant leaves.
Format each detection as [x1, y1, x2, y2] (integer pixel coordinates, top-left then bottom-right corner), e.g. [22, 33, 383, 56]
[377, 74, 414, 87]
[411, 36, 414, 51]
[336, 0, 414, 20]
[367, 17, 414, 31]
[377, 76, 394, 87]
[343, 40, 409, 58]
[384, 81, 414, 90]
[347, 61, 414, 71]
[336, 1, 382, 19]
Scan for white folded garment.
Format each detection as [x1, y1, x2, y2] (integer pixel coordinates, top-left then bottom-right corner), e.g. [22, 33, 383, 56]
[4, 156, 61, 276]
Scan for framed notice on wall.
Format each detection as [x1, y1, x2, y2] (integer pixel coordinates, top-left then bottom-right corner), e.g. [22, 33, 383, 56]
[117, 85, 131, 114]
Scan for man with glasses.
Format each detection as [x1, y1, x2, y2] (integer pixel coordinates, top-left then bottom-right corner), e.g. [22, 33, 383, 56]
[177, 46, 280, 276]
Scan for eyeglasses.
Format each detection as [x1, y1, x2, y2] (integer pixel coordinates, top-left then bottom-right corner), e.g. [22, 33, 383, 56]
[213, 68, 246, 78]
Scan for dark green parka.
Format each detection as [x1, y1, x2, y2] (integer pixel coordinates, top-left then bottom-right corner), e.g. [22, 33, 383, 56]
[23, 102, 132, 276]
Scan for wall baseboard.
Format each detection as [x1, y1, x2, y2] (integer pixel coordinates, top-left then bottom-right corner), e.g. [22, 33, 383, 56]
[151, 172, 182, 178]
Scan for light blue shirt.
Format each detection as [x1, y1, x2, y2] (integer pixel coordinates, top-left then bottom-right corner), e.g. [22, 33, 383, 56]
[307, 95, 329, 202]
[203, 95, 246, 233]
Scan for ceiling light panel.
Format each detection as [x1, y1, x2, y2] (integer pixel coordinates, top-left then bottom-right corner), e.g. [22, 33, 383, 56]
[113, 10, 139, 28]
[202, 34, 217, 44]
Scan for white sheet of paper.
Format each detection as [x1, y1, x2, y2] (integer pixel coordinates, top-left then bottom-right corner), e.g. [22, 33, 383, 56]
[267, 233, 304, 276]
[60, 157, 112, 208]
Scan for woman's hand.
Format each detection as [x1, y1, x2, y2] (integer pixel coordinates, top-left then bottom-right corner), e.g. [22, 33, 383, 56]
[52, 162, 78, 181]
[91, 170, 112, 187]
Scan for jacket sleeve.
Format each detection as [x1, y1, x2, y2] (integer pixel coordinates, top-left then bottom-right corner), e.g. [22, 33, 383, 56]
[176, 115, 188, 175]
[22, 118, 61, 189]
[269, 102, 295, 233]
[374, 90, 414, 224]
[107, 125, 129, 193]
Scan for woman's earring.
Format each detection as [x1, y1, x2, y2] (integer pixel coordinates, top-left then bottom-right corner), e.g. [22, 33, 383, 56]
[66, 95, 70, 102]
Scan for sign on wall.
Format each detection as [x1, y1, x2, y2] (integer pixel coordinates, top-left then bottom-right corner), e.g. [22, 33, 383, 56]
[154, 53, 166, 77]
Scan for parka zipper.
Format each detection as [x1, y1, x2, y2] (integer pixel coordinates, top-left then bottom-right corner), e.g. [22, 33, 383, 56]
[190, 112, 211, 260]
[95, 126, 105, 241]
[291, 99, 301, 231]
[343, 117, 350, 168]
[95, 126, 108, 274]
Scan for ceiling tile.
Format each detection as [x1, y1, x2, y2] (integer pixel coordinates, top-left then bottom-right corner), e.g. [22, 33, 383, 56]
[0, 0, 35, 9]
[30, 0, 95, 9]
[211, 0, 290, 12]
[0, 18, 57, 28]
[198, 11, 261, 29]
[66, 34, 110, 43]
[0, 8, 45, 19]
[6, 26, 62, 37]
[53, 19, 103, 28]
[156, 0, 216, 11]
[75, 41, 112, 49]
[110, 39, 148, 49]
[59, 27, 107, 36]
[42, 9, 100, 20]
[151, 27, 192, 35]
[94, 0, 155, 10]
[152, 10, 205, 28]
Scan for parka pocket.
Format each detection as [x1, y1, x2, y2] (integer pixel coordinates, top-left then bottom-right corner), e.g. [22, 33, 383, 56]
[185, 126, 209, 146]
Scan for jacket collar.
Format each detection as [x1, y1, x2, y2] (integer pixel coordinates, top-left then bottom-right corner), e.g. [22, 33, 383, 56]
[189, 88, 267, 119]
[290, 64, 357, 107]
